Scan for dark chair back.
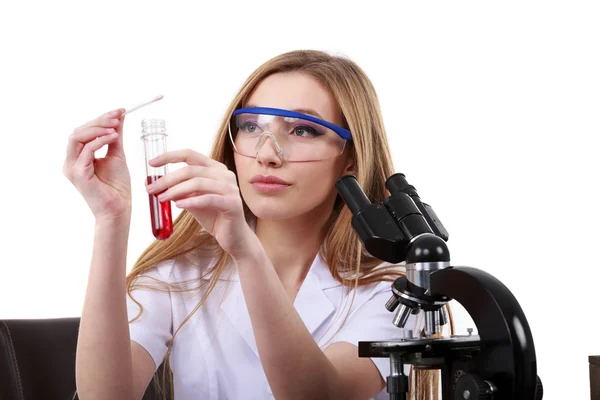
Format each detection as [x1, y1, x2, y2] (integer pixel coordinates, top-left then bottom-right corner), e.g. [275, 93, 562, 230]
[0, 318, 165, 400]
[592, 355, 600, 400]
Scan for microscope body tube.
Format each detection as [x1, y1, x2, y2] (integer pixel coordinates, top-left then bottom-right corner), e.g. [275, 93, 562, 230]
[385, 173, 449, 241]
[336, 175, 407, 262]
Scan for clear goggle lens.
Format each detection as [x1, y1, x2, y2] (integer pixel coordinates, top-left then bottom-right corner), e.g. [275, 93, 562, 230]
[228, 109, 351, 162]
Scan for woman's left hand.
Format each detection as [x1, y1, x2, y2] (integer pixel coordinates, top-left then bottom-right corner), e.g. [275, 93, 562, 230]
[146, 149, 258, 260]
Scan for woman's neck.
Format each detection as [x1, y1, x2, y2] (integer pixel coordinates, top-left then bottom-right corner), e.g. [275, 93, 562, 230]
[255, 210, 330, 289]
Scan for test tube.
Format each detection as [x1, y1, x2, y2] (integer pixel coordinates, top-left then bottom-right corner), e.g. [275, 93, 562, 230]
[141, 119, 173, 240]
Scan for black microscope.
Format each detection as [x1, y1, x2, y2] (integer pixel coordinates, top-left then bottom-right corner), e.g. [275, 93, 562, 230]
[336, 173, 543, 400]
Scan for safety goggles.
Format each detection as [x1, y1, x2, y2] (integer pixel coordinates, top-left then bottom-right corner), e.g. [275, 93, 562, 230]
[228, 107, 352, 162]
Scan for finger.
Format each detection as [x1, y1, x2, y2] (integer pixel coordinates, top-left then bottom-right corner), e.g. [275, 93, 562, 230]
[175, 194, 237, 214]
[81, 108, 126, 129]
[73, 133, 119, 173]
[149, 148, 226, 170]
[66, 126, 118, 165]
[156, 176, 236, 201]
[67, 108, 125, 163]
[147, 165, 235, 194]
[106, 112, 126, 158]
[156, 177, 235, 202]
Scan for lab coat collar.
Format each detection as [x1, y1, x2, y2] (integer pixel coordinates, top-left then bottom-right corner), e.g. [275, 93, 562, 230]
[221, 251, 339, 361]
[199, 251, 342, 291]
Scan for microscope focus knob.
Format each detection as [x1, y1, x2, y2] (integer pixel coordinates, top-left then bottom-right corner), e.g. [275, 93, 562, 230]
[454, 374, 491, 400]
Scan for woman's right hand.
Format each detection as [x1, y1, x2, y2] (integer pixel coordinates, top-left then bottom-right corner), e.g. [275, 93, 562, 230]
[63, 108, 132, 221]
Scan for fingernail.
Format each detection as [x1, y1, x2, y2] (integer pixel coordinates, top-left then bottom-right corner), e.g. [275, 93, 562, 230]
[109, 110, 121, 117]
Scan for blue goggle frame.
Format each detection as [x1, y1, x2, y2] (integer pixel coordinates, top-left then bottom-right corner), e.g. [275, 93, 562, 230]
[232, 107, 352, 141]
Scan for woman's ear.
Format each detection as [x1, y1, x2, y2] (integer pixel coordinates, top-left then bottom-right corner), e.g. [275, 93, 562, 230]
[342, 154, 356, 176]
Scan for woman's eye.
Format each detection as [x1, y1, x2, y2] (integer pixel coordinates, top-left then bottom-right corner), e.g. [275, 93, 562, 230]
[240, 122, 260, 133]
[293, 126, 320, 137]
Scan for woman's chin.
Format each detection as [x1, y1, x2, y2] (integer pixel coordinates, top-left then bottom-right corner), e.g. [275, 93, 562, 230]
[247, 201, 309, 222]
[250, 207, 294, 221]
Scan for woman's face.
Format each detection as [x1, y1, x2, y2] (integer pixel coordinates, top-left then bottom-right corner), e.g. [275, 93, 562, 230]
[234, 71, 353, 222]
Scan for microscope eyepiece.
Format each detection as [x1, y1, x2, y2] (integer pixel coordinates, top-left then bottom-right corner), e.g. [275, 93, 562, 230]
[386, 173, 418, 198]
[336, 174, 371, 215]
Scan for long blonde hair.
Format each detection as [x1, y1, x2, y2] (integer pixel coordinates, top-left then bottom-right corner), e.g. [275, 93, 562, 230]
[126, 50, 453, 400]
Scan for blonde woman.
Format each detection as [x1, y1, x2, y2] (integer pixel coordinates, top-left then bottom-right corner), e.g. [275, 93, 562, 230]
[64, 50, 450, 400]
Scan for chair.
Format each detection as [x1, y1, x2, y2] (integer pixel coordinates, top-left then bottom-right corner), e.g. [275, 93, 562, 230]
[592, 355, 600, 400]
[0, 317, 166, 400]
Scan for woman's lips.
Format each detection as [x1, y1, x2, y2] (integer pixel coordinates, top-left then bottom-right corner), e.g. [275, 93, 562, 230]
[250, 174, 291, 193]
[251, 182, 291, 193]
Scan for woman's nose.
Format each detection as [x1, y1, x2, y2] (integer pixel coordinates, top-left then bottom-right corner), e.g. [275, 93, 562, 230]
[255, 133, 283, 167]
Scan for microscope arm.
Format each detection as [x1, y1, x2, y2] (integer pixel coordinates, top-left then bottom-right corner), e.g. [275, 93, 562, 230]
[429, 266, 538, 399]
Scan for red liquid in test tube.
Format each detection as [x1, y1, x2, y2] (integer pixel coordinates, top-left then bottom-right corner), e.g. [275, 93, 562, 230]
[141, 118, 173, 240]
[147, 175, 173, 240]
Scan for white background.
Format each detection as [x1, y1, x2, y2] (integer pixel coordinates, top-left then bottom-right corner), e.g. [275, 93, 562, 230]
[1, 1, 598, 398]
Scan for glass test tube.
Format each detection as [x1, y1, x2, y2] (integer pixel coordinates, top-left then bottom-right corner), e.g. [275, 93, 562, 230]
[141, 119, 173, 240]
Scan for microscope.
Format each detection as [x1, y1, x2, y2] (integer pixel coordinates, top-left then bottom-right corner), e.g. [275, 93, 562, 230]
[336, 173, 543, 400]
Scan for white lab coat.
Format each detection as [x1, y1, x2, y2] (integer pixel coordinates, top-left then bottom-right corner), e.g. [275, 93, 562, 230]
[126, 249, 420, 400]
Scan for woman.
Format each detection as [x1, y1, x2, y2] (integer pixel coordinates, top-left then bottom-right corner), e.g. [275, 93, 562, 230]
[64, 50, 450, 400]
